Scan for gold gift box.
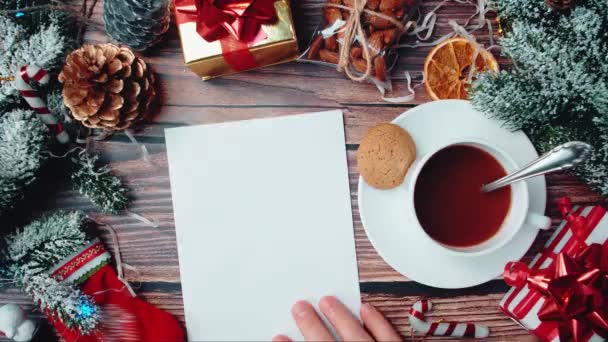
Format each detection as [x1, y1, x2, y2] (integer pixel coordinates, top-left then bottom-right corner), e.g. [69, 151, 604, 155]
[175, 0, 300, 80]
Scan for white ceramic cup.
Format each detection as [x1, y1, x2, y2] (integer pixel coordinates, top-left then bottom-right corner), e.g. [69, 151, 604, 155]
[404, 138, 551, 257]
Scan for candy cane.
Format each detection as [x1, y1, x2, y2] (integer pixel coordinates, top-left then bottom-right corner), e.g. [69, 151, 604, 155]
[15, 65, 69, 143]
[409, 299, 489, 338]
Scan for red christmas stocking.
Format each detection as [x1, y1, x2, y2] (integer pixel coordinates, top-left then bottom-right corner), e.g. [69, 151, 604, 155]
[46, 239, 184, 342]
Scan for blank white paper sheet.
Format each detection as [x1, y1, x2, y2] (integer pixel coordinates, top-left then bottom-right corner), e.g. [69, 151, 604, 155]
[165, 111, 361, 341]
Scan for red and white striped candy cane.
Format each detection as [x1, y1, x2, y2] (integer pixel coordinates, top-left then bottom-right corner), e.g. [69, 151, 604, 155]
[15, 65, 69, 143]
[409, 299, 489, 338]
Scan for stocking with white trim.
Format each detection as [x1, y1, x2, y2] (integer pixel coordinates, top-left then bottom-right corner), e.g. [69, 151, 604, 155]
[47, 239, 184, 342]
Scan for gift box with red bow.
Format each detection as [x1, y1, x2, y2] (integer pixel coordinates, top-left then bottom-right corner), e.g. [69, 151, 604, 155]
[174, 0, 299, 79]
[500, 198, 608, 342]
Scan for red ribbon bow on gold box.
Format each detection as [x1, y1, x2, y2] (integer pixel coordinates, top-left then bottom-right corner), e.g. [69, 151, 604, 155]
[504, 198, 608, 342]
[173, 0, 298, 79]
[176, 0, 278, 43]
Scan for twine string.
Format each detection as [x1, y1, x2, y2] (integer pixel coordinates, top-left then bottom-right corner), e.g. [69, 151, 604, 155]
[41, 146, 84, 159]
[381, 71, 417, 102]
[124, 129, 153, 167]
[40, 145, 111, 177]
[91, 129, 113, 141]
[322, 3, 406, 30]
[90, 219, 137, 297]
[338, 0, 371, 81]
[308, 2, 415, 82]
[384, 0, 495, 103]
[125, 211, 160, 228]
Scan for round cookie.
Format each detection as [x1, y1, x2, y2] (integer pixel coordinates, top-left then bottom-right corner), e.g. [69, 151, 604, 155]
[357, 123, 416, 189]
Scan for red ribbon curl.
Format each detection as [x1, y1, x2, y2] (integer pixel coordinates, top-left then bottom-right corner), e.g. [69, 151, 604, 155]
[503, 198, 608, 342]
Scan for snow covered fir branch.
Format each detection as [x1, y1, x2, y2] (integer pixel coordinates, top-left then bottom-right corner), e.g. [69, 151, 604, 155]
[471, 0, 608, 195]
[0, 4, 131, 217]
[0, 211, 100, 333]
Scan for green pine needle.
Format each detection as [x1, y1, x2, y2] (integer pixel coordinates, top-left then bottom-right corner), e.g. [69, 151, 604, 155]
[0, 15, 69, 109]
[0, 109, 49, 216]
[25, 273, 99, 334]
[471, 0, 608, 195]
[1, 211, 99, 333]
[71, 152, 129, 214]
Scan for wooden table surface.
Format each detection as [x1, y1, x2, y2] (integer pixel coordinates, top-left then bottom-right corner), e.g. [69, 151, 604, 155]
[2, 1, 606, 341]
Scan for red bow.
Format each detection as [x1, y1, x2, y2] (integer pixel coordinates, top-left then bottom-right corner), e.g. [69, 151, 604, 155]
[176, 0, 278, 42]
[504, 198, 608, 342]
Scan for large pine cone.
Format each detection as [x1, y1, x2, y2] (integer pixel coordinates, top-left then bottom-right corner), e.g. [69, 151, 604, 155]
[59, 44, 155, 130]
[103, 0, 171, 51]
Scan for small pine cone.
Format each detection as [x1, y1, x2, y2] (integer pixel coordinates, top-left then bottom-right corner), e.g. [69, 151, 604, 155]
[59, 44, 155, 131]
[103, 0, 171, 51]
[545, 0, 575, 12]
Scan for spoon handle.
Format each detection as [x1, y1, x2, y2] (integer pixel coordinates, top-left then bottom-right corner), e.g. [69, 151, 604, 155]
[482, 141, 592, 193]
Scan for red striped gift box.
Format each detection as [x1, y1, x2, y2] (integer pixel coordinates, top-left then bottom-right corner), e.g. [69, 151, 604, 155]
[500, 203, 608, 342]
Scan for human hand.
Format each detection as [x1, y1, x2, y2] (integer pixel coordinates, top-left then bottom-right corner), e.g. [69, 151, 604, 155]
[273, 296, 402, 341]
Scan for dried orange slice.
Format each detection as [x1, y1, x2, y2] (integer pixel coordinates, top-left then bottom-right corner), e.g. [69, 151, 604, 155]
[424, 37, 499, 100]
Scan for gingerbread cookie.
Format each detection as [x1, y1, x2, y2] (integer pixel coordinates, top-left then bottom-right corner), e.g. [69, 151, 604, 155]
[357, 123, 416, 189]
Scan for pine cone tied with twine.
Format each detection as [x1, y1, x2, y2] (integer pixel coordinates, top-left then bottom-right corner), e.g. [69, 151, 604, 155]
[545, 0, 575, 12]
[59, 44, 155, 131]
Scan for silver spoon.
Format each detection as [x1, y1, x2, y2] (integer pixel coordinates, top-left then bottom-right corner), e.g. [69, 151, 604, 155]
[481, 141, 593, 193]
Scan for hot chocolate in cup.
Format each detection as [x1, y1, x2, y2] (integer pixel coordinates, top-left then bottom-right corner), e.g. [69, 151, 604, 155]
[404, 138, 551, 257]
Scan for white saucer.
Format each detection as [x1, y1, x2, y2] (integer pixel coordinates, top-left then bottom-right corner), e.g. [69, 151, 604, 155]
[357, 100, 547, 289]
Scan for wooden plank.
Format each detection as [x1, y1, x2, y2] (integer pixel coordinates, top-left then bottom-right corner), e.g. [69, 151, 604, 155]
[1, 0, 604, 340]
[139, 287, 535, 340]
[126, 106, 409, 145]
[4, 146, 601, 284]
[80, 0, 503, 106]
[363, 293, 531, 340]
[0, 284, 532, 340]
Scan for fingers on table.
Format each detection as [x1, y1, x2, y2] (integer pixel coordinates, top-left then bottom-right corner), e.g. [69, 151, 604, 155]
[272, 335, 292, 342]
[292, 300, 335, 341]
[319, 296, 374, 342]
[360, 303, 402, 342]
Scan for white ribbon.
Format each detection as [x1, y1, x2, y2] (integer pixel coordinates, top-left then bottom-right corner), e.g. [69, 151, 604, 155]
[388, 0, 494, 103]
[125, 210, 160, 228]
[124, 129, 153, 166]
[382, 71, 417, 103]
[321, 19, 346, 38]
[93, 219, 137, 297]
